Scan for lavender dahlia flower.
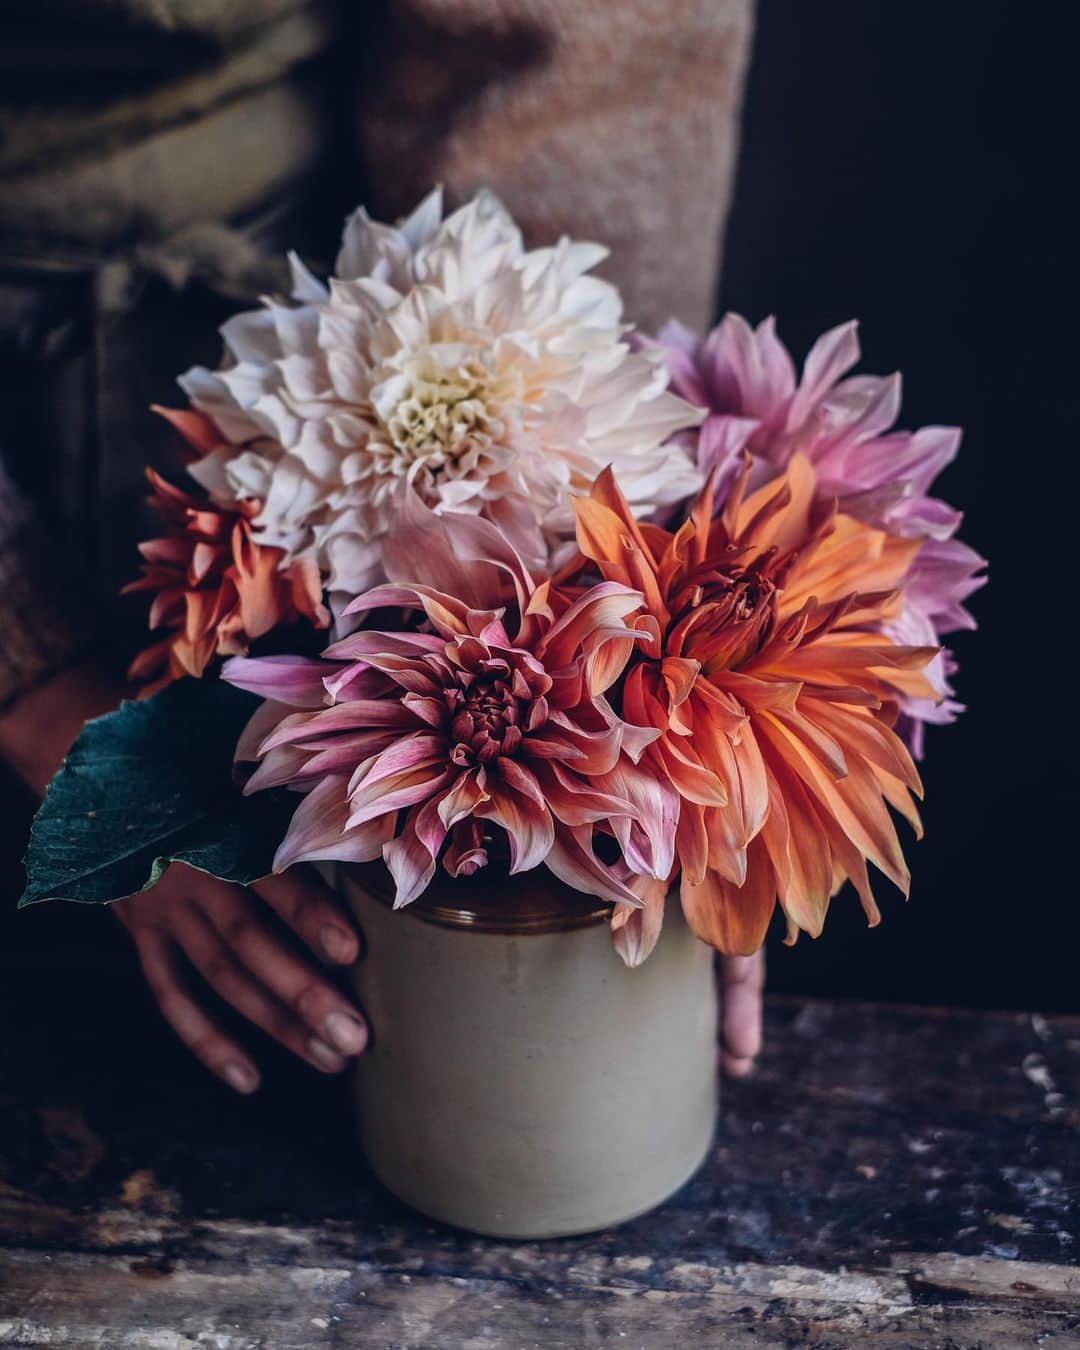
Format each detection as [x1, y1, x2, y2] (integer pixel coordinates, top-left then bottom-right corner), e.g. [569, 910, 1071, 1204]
[654, 314, 987, 754]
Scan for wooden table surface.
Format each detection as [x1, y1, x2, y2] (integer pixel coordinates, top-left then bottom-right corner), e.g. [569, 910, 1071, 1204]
[1, 995, 1077, 1349]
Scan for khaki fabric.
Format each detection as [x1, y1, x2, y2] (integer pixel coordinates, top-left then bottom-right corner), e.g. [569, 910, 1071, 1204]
[0, 5, 333, 252]
[2, 1, 318, 70]
[2, 83, 325, 254]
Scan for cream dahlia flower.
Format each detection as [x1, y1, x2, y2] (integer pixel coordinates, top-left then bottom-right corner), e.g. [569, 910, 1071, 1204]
[177, 189, 703, 602]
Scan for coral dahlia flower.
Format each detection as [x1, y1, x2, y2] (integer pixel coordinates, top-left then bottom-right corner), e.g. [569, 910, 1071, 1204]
[654, 314, 986, 754]
[574, 456, 939, 962]
[125, 411, 328, 694]
[175, 188, 702, 606]
[224, 503, 670, 907]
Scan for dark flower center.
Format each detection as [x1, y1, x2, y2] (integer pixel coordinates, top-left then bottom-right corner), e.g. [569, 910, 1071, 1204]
[446, 675, 529, 764]
[673, 563, 779, 673]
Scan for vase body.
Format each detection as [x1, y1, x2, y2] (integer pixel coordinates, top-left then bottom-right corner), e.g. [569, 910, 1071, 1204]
[341, 864, 718, 1239]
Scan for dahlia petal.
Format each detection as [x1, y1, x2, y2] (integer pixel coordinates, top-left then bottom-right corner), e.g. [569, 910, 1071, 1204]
[232, 530, 290, 640]
[287, 250, 329, 303]
[810, 698, 923, 796]
[584, 632, 640, 698]
[148, 589, 182, 630]
[541, 711, 625, 776]
[127, 636, 175, 684]
[344, 582, 472, 638]
[322, 629, 446, 662]
[536, 581, 643, 670]
[341, 652, 443, 696]
[178, 366, 268, 445]
[872, 764, 925, 839]
[336, 206, 413, 285]
[475, 784, 554, 875]
[850, 425, 960, 494]
[696, 414, 760, 488]
[758, 760, 833, 938]
[680, 840, 776, 957]
[259, 699, 420, 754]
[787, 320, 861, 428]
[816, 373, 902, 453]
[300, 730, 403, 777]
[518, 735, 586, 761]
[675, 803, 710, 886]
[444, 819, 488, 877]
[402, 693, 449, 729]
[752, 315, 799, 401]
[436, 770, 488, 828]
[545, 826, 642, 907]
[765, 708, 848, 779]
[383, 808, 441, 908]
[346, 765, 453, 829]
[586, 756, 676, 876]
[383, 490, 536, 616]
[139, 537, 192, 566]
[286, 555, 330, 629]
[235, 698, 292, 764]
[655, 736, 728, 808]
[274, 776, 393, 870]
[243, 744, 312, 793]
[496, 758, 546, 809]
[813, 808, 881, 930]
[537, 762, 637, 828]
[345, 731, 447, 792]
[757, 712, 910, 896]
[611, 877, 668, 968]
[413, 795, 451, 865]
[151, 405, 221, 457]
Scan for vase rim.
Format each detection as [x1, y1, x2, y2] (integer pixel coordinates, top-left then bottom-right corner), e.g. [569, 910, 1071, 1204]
[341, 862, 614, 935]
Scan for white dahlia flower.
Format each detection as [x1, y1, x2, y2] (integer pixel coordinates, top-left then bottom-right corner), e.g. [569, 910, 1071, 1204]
[178, 188, 703, 600]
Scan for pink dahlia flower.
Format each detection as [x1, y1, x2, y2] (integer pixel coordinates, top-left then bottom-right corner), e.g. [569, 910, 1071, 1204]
[224, 501, 673, 908]
[653, 314, 987, 755]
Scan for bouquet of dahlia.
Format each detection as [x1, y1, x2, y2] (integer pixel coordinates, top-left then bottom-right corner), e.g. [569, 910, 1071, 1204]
[22, 190, 985, 964]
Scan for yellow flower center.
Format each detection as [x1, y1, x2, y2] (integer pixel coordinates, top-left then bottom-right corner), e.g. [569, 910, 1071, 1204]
[384, 361, 495, 469]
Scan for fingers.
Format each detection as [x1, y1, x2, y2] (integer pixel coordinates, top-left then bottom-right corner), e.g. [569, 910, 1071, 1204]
[117, 864, 367, 1084]
[719, 949, 765, 1079]
[132, 928, 260, 1094]
[173, 903, 350, 1076]
[253, 869, 360, 966]
[207, 885, 368, 1060]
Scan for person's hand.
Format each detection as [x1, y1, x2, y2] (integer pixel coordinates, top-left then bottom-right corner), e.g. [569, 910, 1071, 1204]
[718, 950, 765, 1077]
[114, 861, 367, 1094]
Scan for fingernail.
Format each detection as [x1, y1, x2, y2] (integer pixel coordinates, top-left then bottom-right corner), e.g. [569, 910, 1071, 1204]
[222, 1062, 258, 1094]
[325, 1010, 367, 1055]
[307, 1037, 346, 1072]
[320, 924, 354, 963]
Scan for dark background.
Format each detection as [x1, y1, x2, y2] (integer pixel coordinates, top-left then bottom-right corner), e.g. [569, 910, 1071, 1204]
[717, 1, 1075, 1011]
[1, 0, 1075, 1085]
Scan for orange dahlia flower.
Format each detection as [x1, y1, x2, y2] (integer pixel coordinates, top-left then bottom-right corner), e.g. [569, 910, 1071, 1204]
[125, 413, 328, 694]
[574, 455, 939, 961]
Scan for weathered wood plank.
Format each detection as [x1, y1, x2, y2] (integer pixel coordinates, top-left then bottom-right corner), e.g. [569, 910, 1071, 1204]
[1, 998, 1077, 1347]
[1, 1245, 1079, 1348]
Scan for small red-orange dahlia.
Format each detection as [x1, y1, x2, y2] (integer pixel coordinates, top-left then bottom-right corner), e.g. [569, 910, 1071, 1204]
[125, 456, 328, 695]
[574, 454, 939, 961]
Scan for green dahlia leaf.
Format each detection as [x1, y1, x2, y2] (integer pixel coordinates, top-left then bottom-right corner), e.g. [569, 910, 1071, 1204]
[19, 679, 294, 907]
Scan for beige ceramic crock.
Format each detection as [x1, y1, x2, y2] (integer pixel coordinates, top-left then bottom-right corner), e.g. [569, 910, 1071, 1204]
[341, 863, 718, 1239]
